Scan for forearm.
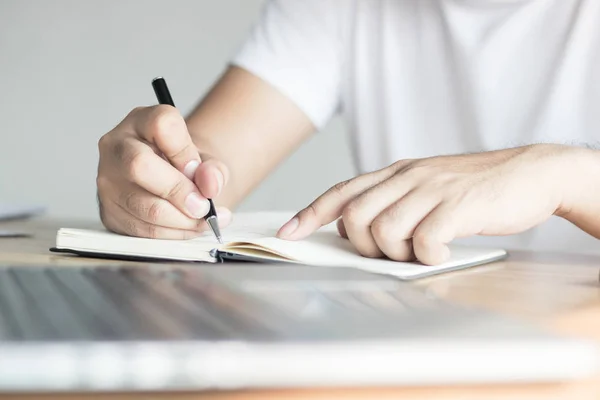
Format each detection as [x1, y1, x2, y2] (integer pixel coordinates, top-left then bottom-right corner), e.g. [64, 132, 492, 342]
[185, 66, 315, 209]
[555, 146, 600, 239]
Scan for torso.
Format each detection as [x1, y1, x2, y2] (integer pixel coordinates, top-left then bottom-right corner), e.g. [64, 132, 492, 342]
[341, 0, 600, 254]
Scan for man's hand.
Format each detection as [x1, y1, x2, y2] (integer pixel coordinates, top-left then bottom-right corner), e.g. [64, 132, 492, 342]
[96, 66, 316, 239]
[278, 144, 589, 265]
[97, 105, 231, 239]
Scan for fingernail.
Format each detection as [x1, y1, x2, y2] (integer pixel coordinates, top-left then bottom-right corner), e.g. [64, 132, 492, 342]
[183, 160, 200, 180]
[185, 193, 209, 219]
[215, 170, 224, 196]
[277, 217, 299, 239]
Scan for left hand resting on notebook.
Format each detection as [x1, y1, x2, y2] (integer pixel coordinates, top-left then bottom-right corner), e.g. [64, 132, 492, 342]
[277, 144, 599, 265]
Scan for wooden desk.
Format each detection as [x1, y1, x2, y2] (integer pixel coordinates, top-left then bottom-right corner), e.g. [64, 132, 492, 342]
[2, 216, 600, 400]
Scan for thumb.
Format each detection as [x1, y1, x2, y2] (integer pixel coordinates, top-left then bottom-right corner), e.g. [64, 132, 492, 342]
[193, 155, 230, 199]
[133, 105, 202, 180]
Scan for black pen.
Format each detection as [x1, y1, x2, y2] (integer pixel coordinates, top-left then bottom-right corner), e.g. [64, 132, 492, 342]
[151, 76, 223, 244]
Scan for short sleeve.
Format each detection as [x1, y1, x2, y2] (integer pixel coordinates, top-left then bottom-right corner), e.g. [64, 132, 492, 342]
[231, 0, 349, 130]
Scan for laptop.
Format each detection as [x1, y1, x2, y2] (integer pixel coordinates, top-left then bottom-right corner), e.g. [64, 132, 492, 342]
[0, 263, 597, 392]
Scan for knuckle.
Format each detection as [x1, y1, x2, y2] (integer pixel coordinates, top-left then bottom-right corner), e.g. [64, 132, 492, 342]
[110, 138, 127, 164]
[123, 218, 142, 238]
[342, 200, 367, 226]
[162, 178, 187, 201]
[146, 223, 159, 239]
[147, 201, 164, 224]
[384, 203, 407, 223]
[127, 151, 151, 181]
[370, 218, 392, 242]
[97, 133, 111, 152]
[371, 220, 411, 261]
[122, 191, 143, 217]
[122, 106, 147, 127]
[404, 160, 457, 185]
[95, 175, 111, 194]
[166, 141, 194, 161]
[330, 179, 351, 197]
[405, 161, 435, 177]
[100, 133, 131, 166]
[128, 106, 146, 118]
[300, 203, 319, 220]
[391, 159, 412, 172]
[148, 105, 179, 139]
[412, 230, 435, 249]
[122, 218, 159, 239]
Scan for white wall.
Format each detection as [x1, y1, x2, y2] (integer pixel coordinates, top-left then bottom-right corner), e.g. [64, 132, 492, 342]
[0, 0, 355, 220]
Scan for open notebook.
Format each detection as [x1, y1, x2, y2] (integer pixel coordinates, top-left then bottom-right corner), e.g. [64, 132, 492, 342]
[51, 212, 507, 280]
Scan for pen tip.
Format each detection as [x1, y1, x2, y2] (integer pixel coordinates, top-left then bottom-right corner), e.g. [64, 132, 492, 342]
[205, 214, 223, 244]
[152, 76, 163, 82]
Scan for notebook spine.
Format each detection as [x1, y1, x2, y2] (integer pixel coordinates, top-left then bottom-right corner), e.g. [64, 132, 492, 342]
[209, 248, 225, 263]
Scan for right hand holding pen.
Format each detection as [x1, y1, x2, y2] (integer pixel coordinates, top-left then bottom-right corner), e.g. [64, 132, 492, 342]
[96, 105, 231, 239]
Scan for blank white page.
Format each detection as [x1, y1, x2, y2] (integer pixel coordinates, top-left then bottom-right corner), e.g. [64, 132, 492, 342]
[247, 232, 506, 279]
[55, 212, 289, 261]
[231, 212, 507, 280]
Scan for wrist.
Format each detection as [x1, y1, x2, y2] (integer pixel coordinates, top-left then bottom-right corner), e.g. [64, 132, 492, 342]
[552, 144, 600, 218]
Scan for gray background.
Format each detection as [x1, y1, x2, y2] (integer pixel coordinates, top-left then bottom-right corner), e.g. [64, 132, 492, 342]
[0, 0, 354, 220]
[3, 0, 600, 256]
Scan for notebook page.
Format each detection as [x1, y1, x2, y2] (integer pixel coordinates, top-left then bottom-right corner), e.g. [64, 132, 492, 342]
[210, 212, 286, 242]
[57, 212, 506, 276]
[239, 228, 507, 279]
[200, 211, 297, 243]
[56, 212, 293, 261]
[56, 228, 217, 261]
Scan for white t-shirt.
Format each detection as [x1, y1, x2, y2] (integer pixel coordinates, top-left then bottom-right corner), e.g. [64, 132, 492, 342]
[232, 0, 600, 255]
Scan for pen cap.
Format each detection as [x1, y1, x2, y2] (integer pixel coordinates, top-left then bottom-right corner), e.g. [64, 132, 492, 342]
[152, 77, 175, 107]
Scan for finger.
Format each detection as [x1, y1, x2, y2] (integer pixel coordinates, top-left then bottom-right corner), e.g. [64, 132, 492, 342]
[277, 162, 406, 240]
[336, 218, 348, 239]
[114, 183, 226, 230]
[371, 190, 441, 261]
[412, 203, 458, 265]
[194, 157, 230, 199]
[373, 239, 415, 262]
[132, 105, 202, 179]
[102, 195, 233, 239]
[100, 197, 203, 240]
[337, 220, 412, 263]
[339, 174, 417, 258]
[119, 137, 211, 220]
